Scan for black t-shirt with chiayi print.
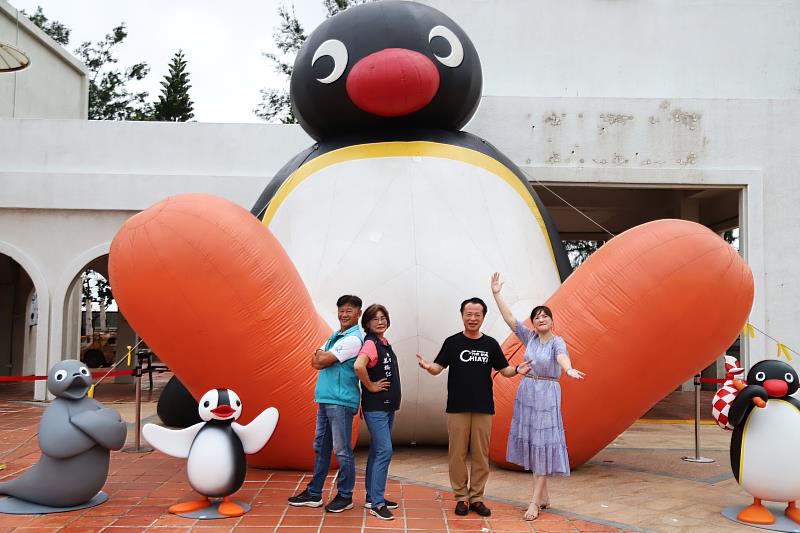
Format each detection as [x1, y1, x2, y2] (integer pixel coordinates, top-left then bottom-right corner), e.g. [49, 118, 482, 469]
[434, 332, 509, 414]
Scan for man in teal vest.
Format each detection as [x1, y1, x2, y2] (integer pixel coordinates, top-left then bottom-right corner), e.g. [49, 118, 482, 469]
[288, 295, 364, 513]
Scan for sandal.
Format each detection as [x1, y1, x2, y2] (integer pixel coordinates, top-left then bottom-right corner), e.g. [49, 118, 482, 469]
[540, 502, 550, 510]
[524, 503, 540, 521]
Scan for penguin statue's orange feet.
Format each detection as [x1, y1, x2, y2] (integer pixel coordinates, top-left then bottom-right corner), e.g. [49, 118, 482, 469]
[785, 501, 800, 524]
[168, 497, 211, 514]
[737, 498, 775, 525]
[218, 496, 246, 517]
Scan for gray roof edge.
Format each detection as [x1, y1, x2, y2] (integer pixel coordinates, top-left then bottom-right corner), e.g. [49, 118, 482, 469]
[0, 0, 89, 77]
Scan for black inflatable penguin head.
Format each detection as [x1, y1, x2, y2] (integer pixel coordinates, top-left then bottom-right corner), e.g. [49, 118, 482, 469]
[47, 359, 92, 400]
[198, 389, 243, 421]
[290, 0, 482, 140]
[747, 360, 798, 398]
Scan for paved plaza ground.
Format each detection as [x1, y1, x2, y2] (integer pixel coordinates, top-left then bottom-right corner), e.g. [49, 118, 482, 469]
[0, 375, 758, 532]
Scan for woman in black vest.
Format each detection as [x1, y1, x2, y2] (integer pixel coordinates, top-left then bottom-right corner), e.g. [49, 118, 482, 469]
[354, 304, 401, 521]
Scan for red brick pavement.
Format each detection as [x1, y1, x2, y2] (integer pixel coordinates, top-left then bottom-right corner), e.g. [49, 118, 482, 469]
[0, 401, 640, 532]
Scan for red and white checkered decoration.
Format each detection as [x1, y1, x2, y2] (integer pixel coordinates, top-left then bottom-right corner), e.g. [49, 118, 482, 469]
[711, 355, 745, 430]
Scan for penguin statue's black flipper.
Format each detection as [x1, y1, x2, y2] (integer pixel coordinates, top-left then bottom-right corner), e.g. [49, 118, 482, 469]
[728, 385, 768, 428]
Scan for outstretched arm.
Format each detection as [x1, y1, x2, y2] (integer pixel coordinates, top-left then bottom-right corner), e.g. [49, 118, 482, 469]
[416, 353, 445, 376]
[491, 272, 517, 332]
[498, 360, 530, 377]
[556, 353, 585, 379]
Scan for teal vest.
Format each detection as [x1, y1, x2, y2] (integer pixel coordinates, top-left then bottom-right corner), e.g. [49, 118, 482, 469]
[314, 324, 363, 409]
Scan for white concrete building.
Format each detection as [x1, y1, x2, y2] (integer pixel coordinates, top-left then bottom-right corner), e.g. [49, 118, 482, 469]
[1, 0, 797, 400]
[0, 0, 87, 119]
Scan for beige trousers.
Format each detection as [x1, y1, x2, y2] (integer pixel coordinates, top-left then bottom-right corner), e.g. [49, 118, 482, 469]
[446, 412, 492, 503]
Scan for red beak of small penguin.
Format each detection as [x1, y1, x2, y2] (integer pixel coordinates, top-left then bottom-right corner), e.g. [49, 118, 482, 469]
[763, 379, 788, 397]
[346, 48, 440, 117]
[211, 405, 236, 418]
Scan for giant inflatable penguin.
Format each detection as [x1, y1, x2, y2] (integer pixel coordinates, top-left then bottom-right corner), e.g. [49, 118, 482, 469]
[250, 0, 570, 444]
[728, 359, 800, 525]
[110, 1, 754, 470]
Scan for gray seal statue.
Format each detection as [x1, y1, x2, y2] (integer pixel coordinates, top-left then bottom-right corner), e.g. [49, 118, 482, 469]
[0, 359, 127, 508]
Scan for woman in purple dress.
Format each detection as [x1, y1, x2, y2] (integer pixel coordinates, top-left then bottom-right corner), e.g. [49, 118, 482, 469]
[490, 273, 585, 521]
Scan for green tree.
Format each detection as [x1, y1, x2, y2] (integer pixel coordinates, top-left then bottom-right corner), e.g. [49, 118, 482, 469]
[74, 25, 152, 120]
[152, 50, 194, 122]
[255, 0, 373, 123]
[23, 7, 151, 120]
[20, 6, 69, 46]
[563, 240, 604, 270]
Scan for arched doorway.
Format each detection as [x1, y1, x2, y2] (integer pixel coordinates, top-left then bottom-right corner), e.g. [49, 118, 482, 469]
[0, 253, 37, 377]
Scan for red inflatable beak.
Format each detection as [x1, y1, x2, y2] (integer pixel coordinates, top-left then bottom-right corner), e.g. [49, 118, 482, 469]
[346, 48, 440, 117]
[211, 405, 236, 418]
[763, 379, 788, 397]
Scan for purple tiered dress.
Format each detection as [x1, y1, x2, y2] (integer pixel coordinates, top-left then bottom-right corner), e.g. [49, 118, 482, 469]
[505, 320, 570, 476]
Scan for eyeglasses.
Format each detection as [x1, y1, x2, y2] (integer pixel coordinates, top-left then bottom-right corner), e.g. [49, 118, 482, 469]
[370, 316, 388, 323]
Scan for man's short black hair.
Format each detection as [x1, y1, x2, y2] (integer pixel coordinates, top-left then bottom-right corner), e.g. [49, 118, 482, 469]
[336, 294, 363, 308]
[460, 297, 487, 315]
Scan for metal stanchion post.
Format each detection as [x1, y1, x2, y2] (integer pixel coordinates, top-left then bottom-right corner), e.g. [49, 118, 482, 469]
[134, 362, 142, 451]
[682, 374, 715, 463]
[123, 353, 152, 453]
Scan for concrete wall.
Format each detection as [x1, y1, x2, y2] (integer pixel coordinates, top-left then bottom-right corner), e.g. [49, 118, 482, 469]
[0, 0, 87, 119]
[422, 0, 800, 99]
[467, 95, 800, 369]
[0, 119, 312, 398]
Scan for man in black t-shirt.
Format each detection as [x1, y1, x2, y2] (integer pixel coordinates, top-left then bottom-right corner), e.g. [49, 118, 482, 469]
[417, 297, 528, 517]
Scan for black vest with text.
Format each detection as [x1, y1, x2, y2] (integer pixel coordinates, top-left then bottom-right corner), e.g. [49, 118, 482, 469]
[362, 332, 401, 412]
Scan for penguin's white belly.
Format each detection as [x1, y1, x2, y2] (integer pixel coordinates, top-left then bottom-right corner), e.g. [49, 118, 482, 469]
[267, 152, 562, 443]
[740, 399, 800, 502]
[187, 428, 237, 496]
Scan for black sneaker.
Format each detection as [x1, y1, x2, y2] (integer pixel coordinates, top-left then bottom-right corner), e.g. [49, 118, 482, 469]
[365, 499, 399, 509]
[455, 501, 469, 516]
[325, 494, 354, 513]
[288, 489, 322, 507]
[469, 501, 491, 517]
[370, 504, 394, 521]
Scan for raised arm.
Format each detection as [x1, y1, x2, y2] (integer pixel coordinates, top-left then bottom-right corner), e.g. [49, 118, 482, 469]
[491, 272, 517, 331]
[416, 353, 445, 376]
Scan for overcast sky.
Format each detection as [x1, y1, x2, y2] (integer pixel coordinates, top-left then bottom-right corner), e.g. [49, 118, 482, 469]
[10, 0, 331, 123]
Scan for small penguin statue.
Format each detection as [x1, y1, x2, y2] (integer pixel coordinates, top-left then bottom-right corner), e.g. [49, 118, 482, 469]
[143, 388, 279, 517]
[728, 359, 800, 525]
[0, 360, 127, 512]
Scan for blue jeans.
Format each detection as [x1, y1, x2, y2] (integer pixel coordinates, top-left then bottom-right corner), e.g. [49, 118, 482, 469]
[364, 410, 395, 507]
[306, 403, 356, 499]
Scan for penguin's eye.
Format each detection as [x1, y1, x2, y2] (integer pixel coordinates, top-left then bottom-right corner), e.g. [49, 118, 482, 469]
[203, 401, 210, 408]
[79, 367, 90, 376]
[312, 39, 348, 84]
[786, 373, 795, 383]
[755, 371, 766, 382]
[54, 370, 67, 381]
[429, 25, 463, 68]
[236, 400, 241, 407]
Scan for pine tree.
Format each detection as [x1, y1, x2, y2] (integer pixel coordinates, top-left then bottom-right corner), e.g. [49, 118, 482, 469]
[152, 50, 194, 122]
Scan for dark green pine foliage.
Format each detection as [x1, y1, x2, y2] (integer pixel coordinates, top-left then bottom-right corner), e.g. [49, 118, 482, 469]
[153, 50, 195, 122]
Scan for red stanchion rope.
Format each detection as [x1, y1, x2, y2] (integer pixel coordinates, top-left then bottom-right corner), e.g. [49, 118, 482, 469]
[0, 370, 134, 382]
